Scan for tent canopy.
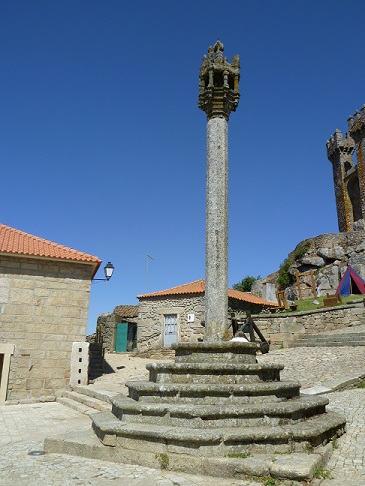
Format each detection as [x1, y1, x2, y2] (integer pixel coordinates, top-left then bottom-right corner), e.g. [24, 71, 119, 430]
[336, 264, 365, 296]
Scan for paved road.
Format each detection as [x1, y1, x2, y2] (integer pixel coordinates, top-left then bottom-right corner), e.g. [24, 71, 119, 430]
[1, 346, 365, 485]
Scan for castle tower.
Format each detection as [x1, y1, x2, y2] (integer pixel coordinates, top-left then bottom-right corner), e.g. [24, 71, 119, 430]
[198, 41, 240, 341]
[326, 129, 356, 232]
[327, 105, 365, 233]
[348, 105, 365, 229]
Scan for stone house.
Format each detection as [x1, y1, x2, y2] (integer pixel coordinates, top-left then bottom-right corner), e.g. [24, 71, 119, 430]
[137, 279, 278, 352]
[96, 305, 138, 353]
[0, 223, 101, 403]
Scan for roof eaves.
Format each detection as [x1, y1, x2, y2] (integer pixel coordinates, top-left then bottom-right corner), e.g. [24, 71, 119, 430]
[0, 251, 102, 279]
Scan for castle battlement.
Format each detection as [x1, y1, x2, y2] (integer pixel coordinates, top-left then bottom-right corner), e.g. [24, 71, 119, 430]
[348, 105, 365, 133]
[326, 128, 355, 160]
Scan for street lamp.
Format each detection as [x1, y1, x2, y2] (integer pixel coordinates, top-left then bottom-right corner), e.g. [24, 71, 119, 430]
[93, 261, 115, 281]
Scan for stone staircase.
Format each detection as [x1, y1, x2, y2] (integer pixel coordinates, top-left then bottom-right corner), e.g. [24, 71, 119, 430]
[56, 385, 114, 415]
[288, 331, 365, 348]
[45, 341, 346, 482]
[88, 342, 104, 381]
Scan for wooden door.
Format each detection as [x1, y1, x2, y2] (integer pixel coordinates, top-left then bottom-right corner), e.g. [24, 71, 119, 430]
[115, 322, 128, 352]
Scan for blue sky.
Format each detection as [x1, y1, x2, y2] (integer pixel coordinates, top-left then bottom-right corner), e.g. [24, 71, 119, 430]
[1, 1, 364, 334]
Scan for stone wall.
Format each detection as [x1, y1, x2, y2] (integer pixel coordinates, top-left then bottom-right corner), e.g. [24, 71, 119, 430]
[250, 300, 365, 347]
[0, 255, 92, 403]
[96, 313, 116, 352]
[137, 295, 205, 352]
[137, 294, 262, 352]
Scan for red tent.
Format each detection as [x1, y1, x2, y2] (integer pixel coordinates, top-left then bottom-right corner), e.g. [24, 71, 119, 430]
[336, 264, 365, 296]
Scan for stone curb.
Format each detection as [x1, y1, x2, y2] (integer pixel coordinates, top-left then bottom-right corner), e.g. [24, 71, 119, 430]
[301, 373, 365, 395]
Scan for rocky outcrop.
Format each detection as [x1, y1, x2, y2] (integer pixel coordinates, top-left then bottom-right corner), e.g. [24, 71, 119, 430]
[252, 231, 365, 300]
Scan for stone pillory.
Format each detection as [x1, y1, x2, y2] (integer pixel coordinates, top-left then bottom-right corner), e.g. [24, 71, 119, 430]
[198, 41, 240, 342]
[44, 43, 347, 484]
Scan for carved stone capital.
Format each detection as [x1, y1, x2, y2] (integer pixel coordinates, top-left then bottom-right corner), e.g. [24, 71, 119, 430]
[198, 41, 240, 120]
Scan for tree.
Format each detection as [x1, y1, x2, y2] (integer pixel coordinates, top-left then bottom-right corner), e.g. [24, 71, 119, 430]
[232, 275, 260, 292]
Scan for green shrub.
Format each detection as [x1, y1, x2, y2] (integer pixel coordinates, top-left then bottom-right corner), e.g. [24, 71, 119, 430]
[276, 242, 310, 290]
[155, 453, 169, 469]
[232, 276, 261, 292]
[226, 452, 251, 458]
[313, 466, 329, 479]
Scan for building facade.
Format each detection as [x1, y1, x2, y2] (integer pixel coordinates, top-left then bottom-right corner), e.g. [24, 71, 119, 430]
[0, 224, 100, 403]
[136, 279, 278, 352]
[96, 305, 138, 353]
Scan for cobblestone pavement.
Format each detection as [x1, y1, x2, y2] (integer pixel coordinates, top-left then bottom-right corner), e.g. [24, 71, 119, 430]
[0, 402, 260, 486]
[258, 346, 365, 389]
[1, 346, 365, 485]
[322, 388, 365, 484]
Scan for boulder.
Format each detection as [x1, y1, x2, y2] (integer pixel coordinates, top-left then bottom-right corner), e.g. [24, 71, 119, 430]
[253, 231, 365, 300]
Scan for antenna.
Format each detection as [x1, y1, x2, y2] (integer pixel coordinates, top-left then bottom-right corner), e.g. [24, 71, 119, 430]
[146, 254, 153, 291]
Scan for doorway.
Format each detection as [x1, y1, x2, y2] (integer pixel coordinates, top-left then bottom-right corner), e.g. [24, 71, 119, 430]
[115, 322, 128, 352]
[163, 314, 178, 347]
[0, 343, 15, 403]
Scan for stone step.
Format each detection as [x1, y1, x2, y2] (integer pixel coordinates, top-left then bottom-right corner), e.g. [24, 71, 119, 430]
[43, 426, 333, 482]
[56, 396, 97, 416]
[91, 409, 345, 454]
[56, 389, 111, 413]
[110, 394, 329, 428]
[173, 342, 259, 364]
[298, 332, 365, 342]
[126, 380, 301, 404]
[290, 341, 365, 348]
[289, 332, 365, 348]
[146, 362, 284, 384]
[72, 385, 119, 403]
[45, 340, 347, 483]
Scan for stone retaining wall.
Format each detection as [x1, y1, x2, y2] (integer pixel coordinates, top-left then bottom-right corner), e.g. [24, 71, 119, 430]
[251, 300, 365, 347]
[0, 255, 92, 402]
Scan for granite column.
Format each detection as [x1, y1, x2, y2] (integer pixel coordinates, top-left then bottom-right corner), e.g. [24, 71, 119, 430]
[198, 41, 240, 341]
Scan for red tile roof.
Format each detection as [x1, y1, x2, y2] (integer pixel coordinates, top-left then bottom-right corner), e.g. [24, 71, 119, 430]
[138, 279, 205, 299]
[114, 305, 139, 318]
[137, 279, 279, 307]
[0, 224, 101, 274]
